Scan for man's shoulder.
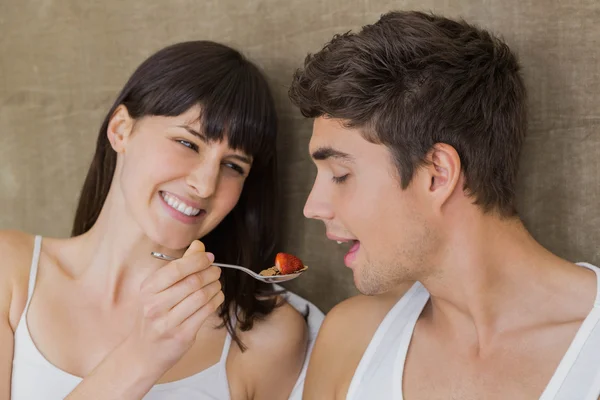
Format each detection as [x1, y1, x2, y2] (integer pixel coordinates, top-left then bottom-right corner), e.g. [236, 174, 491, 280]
[326, 282, 416, 326]
[301, 283, 415, 399]
[320, 282, 415, 354]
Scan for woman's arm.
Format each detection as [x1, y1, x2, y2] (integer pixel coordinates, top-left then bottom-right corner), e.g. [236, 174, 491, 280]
[64, 336, 166, 399]
[0, 301, 14, 400]
[0, 231, 36, 400]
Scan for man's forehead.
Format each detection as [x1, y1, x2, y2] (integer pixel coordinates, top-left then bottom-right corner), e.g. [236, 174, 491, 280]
[312, 116, 350, 136]
[308, 117, 363, 162]
[309, 117, 365, 154]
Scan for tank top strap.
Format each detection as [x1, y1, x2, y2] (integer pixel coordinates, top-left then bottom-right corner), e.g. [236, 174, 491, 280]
[24, 235, 43, 311]
[576, 262, 600, 307]
[219, 310, 238, 365]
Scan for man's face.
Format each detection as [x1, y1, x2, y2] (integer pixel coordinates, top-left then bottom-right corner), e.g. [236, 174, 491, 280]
[304, 117, 438, 295]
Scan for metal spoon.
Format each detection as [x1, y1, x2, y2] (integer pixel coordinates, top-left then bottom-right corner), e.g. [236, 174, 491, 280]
[150, 252, 308, 283]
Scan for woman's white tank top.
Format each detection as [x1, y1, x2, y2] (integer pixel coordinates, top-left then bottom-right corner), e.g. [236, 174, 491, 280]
[11, 236, 325, 399]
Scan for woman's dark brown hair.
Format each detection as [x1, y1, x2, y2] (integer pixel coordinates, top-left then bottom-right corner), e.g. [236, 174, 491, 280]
[289, 11, 527, 216]
[72, 41, 280, 349]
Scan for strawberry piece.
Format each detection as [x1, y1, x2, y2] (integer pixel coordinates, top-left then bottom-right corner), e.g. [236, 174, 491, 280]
[275, 253, 304, 275]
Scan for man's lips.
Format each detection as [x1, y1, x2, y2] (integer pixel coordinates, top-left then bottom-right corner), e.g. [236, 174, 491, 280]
[344, 240, 360, 267]
[326, 233, 358, 243]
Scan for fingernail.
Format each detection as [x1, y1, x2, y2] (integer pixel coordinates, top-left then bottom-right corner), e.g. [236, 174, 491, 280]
[206, 252, 215, 263]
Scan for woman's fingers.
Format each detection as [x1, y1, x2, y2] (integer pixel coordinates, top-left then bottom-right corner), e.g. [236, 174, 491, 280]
[142, 241, 215, 294]
[144, 267, 222, 317]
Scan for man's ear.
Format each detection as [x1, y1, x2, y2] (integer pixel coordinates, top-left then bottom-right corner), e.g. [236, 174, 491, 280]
[425, 143, 462, 211]
[107, 105, 134, 153]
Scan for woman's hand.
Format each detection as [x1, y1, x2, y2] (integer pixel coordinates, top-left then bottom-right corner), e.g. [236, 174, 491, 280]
[66, 240, 224, 400]
[131, 240, 224, 371]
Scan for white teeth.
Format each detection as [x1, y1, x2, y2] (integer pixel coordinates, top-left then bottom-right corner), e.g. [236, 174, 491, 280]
[337, 241, 343, 244]
[161, 192, 201, 217]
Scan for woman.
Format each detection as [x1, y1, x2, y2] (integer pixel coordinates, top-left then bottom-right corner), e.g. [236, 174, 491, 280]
[0, 41, 319, 399]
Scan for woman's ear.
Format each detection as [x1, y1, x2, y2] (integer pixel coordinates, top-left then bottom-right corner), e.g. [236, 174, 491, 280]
[107, 105, 134, 153]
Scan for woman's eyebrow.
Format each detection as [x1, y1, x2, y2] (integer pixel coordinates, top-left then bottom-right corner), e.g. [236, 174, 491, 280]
[178, 125, 207, 142]
[178, 124, 252, 165]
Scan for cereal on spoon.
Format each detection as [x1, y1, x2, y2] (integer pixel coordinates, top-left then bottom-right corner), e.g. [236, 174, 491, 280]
[259, 253, 307, 276]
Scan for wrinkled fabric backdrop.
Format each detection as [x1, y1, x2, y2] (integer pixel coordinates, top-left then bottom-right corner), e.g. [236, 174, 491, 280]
[1, 0, 599, 312]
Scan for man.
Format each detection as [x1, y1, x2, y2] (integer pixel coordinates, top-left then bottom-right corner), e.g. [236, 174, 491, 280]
[289, 11, 600, 399]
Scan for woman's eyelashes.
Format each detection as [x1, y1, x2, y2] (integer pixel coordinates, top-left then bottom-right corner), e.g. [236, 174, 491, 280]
[176, 139, 247, 176]
[177, 139, 199, 152]
[224, 162, 246, 176]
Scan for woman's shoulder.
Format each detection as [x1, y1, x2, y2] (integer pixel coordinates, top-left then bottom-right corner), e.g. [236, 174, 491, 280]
[0, 230, 38, 331]
[230, 299, 308, 399]
[241, 299, 308, 358]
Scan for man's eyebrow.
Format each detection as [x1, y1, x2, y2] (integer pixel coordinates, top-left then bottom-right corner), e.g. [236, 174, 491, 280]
[311, 146, 354, 162]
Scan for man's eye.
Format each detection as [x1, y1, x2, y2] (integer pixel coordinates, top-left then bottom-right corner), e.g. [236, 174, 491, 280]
[331, 174, 349, 184]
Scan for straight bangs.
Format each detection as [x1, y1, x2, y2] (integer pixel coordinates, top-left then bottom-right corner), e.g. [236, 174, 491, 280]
[121, 41, 276, 165]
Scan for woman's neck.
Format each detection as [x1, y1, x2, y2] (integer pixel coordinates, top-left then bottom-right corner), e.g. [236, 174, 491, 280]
[60, 186, 182, 305]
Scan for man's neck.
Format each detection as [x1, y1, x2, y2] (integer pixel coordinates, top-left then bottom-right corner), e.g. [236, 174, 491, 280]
[418, 214, 589, 352]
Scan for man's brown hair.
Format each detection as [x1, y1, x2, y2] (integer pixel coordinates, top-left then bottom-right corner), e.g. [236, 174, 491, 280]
[289, 11, 527, 216]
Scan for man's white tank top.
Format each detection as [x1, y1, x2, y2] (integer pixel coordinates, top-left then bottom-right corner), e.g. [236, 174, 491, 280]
[11, 236, 324, 399]
[346, 262, 600, 400]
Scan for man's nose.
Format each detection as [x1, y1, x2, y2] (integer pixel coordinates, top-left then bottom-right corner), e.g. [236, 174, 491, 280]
[303, 180, 334, 221]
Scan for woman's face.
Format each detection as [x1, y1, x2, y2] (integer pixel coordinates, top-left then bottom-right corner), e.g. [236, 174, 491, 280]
[110, 105, 253, 250]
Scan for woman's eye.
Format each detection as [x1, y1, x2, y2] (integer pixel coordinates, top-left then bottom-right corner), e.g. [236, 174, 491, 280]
[224, 162, 245, 176]
[177, 140, 198, 152]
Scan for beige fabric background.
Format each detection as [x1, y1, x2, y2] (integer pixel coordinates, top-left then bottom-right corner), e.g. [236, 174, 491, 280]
[1, 0, 599, 313]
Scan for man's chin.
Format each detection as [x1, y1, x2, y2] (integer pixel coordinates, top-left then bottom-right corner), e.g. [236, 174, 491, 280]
[354, 270, 403, 296]
[354, 273, 384, 296]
